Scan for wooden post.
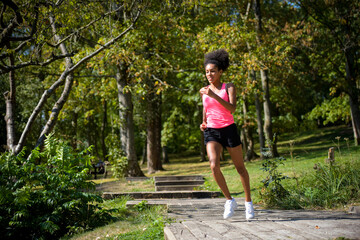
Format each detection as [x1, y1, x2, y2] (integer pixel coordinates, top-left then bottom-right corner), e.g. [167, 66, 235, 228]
[326, 147, 335, 165]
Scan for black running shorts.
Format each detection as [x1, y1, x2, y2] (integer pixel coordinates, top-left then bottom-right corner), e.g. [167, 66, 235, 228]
[204, 123, 242, 148]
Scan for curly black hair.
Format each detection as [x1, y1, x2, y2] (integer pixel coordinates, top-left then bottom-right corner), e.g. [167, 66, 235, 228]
[204, 49, 230, 71]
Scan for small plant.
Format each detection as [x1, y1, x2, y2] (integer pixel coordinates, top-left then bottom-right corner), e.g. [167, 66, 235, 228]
[333, 136, 342, 158]
[344, 137, 350, 150]
[289, 140, 299, 185]
[134, 200, 150, 212]
[105, 133, 128, 178]
[259, 157, 290, 208]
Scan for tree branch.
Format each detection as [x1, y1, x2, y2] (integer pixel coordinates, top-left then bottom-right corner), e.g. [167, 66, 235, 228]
[0, 52, 75, 75]
[151, 74, 188, 91]
[68, 6, 142, 73]
[49, 3, 126, 48]
[15, 70, 69, 154]
[15, 0, 144, 154]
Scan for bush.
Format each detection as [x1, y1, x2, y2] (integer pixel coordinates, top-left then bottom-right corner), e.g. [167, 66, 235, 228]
[0, 134, 114, 239]
[259, 157, 301, 209]
[300, 160, 360, 208]
[258, 156, 360, 210]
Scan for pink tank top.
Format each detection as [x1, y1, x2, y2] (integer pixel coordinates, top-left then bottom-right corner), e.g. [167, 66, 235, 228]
[202, 83, 234, 128]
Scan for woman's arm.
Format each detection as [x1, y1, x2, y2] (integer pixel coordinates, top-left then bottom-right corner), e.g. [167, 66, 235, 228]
[200, 103, 207, 131]
[199, 83, 237, 113]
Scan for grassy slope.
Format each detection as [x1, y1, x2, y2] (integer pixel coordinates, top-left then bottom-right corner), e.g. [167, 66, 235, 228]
[93, 125, 359, 203]
[79, 125, 358, 239]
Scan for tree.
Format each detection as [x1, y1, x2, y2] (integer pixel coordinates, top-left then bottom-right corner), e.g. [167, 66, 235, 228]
[1, 0, 143, 154]
[296, 0, 360, 145]
[116, 59, 144, 176]
[252, 0, 279, 157]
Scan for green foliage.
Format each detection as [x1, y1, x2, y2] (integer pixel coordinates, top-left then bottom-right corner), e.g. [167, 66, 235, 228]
[133, 200, 150, 212]
[258, 140, 360, 209]
[307, 95, 351, 125]
[111, 202, 167, 240]
[111, 217, 165, 240]
[0, 134, 114, 239]
[273, 113, 300, 134]
[105, 133, 128, 178]
[300, 160, 360, 208]
[102, 200, 167, 240]
[68, 196, 169, 240]
[259, 157, 295, 208]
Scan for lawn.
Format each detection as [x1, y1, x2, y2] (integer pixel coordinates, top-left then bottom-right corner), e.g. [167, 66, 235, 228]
[77, 125, 359, 239]
[65, 197, 168, 240]
[93, 125, 358, 203]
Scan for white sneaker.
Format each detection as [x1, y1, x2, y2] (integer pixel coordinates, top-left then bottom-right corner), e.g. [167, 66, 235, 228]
[245, 201, 255, 220]
[223, 198, 237, 219]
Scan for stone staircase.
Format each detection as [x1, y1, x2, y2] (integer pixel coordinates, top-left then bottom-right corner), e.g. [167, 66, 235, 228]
[154, 175, 205, 191]
[102, 175, 221, 199]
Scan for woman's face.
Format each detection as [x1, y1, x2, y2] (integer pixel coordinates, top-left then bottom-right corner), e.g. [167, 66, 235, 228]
[205, 63, 223, 84]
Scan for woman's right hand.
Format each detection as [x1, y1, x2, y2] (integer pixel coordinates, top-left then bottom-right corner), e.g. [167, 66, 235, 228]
[200, 122, 207, 131]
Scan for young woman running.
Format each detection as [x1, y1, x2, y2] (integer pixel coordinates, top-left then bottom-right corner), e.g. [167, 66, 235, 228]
[199, 49, 254, 220]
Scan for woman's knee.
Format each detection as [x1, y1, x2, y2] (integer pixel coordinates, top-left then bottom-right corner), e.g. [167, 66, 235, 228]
[209, 160, 220, 173]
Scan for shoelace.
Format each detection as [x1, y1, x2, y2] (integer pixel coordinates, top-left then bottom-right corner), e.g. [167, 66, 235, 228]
[246, 205, 253, 214]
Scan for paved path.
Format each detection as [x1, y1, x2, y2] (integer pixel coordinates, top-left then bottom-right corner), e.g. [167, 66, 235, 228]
[127, 198, 360, 240]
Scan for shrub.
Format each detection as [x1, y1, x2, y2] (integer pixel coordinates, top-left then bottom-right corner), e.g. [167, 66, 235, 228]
[258, 156, 360, 210]
[0, 134, 114, 239]
[105, 133, 128, 178]
[259, 157, 299, 208]
[300, 160, 360, 208]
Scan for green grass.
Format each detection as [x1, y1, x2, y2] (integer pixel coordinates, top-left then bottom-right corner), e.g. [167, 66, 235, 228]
[76, 125, 359, 238]
[152, 125, 358, 208]
[93, 125, 359, 205]
[66, 197, 168, 240]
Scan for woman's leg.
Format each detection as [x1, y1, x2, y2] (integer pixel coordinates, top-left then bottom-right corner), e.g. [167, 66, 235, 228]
[206, 141, 232, 200]
[226, 145, 252, 202]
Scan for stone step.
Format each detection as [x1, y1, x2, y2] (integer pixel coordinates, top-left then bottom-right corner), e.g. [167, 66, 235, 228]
[155, 180, 205, 186]
[155, 185, 202, 191]
[102, 191, 221, 199]
[154, 175, 204, 182]
[125, 177, 151, 182]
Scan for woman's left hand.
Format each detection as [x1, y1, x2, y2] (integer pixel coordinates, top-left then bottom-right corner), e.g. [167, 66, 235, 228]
[199, 86, 215, 98]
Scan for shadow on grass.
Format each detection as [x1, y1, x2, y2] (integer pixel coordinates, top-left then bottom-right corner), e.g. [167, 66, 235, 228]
[277, 125, 354, 157]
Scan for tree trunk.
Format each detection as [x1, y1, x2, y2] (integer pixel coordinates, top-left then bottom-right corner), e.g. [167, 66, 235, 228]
[155, 96, 163, 170]
[116, 61, 144, 177]
[71, 111, 78, 150]
[251, 68, 266, 157]
[253, 0, 279, 157]
[242, 94, 258, 161]
[240, 126, 247, 154]
[348, 88, 360, 146]
[344, 49, 360, 146]
[101, 100, 108, 161]
[147, 92, 163, 174]
[35, 15, 75, 150]
[140, 137, 147, 165]
[4, 51, 16, 152]
[261, 69, 279, 157]
[162, 146, 169, 163]
[254, 93, 265, 152]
